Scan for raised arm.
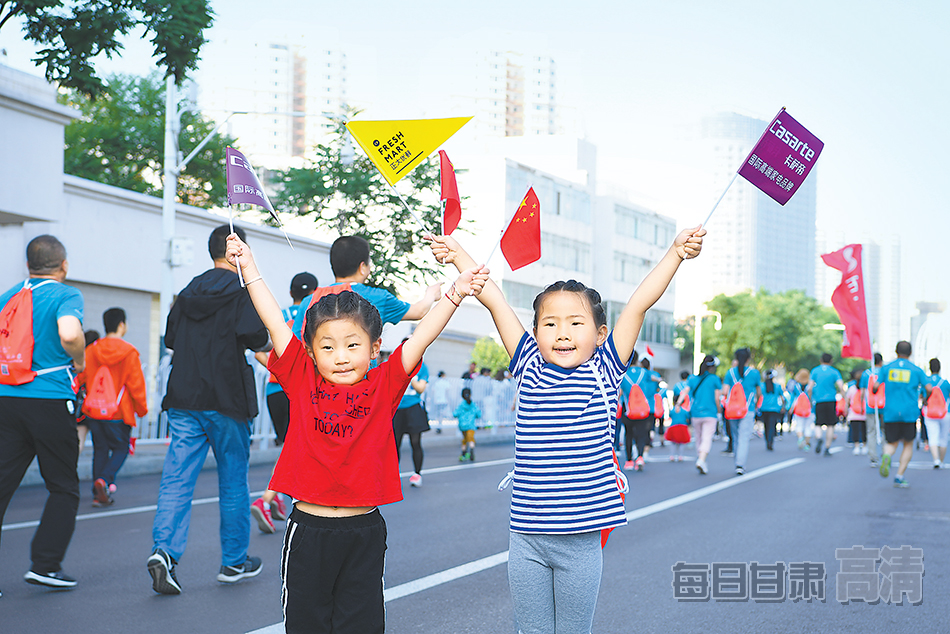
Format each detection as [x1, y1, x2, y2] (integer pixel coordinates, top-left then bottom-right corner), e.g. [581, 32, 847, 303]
[402, 283, 442, 320]
[612, 226, 705, 363]
[428, 235, 525, 356]
[225, 234, 293, 357]
[401, 265, 490, 375]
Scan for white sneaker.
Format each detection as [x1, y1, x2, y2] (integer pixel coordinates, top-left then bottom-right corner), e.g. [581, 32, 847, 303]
[852, 446, 861, 455]
[409, 473, 422, 487]
[861, 446, 868, 455]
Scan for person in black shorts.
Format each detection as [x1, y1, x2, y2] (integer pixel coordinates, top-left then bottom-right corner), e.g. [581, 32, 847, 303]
[875, 342, 932, 488]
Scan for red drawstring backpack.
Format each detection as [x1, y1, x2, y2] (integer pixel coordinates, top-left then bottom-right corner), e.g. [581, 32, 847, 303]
[0, 280, 62, 385]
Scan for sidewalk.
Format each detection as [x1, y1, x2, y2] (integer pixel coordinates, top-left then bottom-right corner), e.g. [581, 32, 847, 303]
[21, 424, 516, 487]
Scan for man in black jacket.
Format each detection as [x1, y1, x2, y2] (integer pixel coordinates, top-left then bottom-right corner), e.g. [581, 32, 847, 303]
[147, 225, 269, 595]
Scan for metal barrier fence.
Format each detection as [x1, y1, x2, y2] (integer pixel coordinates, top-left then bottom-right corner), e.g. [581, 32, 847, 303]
[131, 358, 519, 446]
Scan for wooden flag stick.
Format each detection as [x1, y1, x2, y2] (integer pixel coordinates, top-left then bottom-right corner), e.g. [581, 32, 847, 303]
[701, 172, 739, 228]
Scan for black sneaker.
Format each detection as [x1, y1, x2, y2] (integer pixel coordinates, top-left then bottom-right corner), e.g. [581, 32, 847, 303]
[24, 569, 77, 588]
[815, 439, 823, 454]
[217, 556, 262, 584]
[147, 548, 182, 595]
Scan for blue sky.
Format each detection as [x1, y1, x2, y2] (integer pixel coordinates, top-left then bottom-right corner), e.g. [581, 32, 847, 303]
[2, 0, 946, 330]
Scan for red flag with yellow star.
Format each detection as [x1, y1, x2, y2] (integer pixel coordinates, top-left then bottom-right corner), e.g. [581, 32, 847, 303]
[500, 187, 541, 270]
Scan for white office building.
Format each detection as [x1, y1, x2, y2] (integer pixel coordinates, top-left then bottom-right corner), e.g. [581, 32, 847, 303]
[445, 133, 679, 375]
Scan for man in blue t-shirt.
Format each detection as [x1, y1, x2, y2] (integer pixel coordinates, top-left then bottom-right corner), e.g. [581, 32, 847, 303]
[859, 353, 884, 465]
[808, 353, 845, 456]
[0, 235, 85, 590]
[291, 236, 441, 341]
[874, 341, 931, 488]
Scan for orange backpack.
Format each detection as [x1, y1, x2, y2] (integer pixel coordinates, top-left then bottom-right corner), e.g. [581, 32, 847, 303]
[0, 280, 60, 385]
[625, 373, 651, 419]
[298, 283, 352, 342]
[681, 393, 691, 412]
[793, 392, 812, 417]
[927, 381, 948, 419]
[835, 396, 846, 417]
[724, 369, 749, 419]
[850, 388, 866, 416]
[654, 393, 665, 418]
[83, 364, 125, 420]
[867, 374, 885, 409]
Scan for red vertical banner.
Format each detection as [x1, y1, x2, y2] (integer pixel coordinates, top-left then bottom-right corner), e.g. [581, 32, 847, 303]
[821, 244, 872, 359]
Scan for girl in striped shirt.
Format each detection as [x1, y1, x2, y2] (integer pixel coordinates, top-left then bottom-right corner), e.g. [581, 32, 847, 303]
[430, 226, 704, 634]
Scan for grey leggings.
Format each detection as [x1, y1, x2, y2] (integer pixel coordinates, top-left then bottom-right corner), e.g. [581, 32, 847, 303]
[508, 530, 603, 634]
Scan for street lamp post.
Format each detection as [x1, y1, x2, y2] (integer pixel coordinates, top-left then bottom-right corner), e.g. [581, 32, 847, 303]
[693, 309, 723, 374]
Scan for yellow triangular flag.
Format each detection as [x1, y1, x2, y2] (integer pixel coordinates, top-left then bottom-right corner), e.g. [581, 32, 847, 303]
[345, 116, 472, 186]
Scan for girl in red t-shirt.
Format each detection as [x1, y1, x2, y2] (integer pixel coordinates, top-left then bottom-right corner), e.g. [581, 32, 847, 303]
[225, 234, 488, 634]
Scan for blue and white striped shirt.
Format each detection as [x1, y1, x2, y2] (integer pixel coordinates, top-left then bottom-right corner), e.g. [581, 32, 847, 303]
[508, 331, 629, 534]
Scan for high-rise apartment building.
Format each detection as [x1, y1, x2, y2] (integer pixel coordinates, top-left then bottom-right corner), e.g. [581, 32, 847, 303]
[469, 50, 557, 139]
[699, 112, 817, 300]
[194, 33, 347, 170]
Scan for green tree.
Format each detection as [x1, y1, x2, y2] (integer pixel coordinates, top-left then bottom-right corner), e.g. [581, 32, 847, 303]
[272, 113, 443, 295]
[698, 289, 864, 377]
[0, 0, 213, 97]
[61, 72, 235, 207]
[470, 337, 510, 375]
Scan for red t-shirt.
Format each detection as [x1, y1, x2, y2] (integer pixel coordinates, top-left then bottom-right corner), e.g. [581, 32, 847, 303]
[267, 336, 417, 507]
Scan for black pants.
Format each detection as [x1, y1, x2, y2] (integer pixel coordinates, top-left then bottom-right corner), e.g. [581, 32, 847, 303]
[393, 404, 428, 474]
[282, 507, 387, 634]
[850, 420, 867, 443]
[724, 414, 735, 452]
[762, 411, 780, 449]
[87, 418, 131, 489]
[625, 417, 652, 462]
[0, 396, 80, 573]
[266, 390, 290, 445]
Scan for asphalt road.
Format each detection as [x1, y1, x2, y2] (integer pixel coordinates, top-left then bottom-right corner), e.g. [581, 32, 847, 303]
[1, 430, 946, 633]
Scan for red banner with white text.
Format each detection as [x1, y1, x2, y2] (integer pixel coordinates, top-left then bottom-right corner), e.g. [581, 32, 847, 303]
[821, 244, 872, 360]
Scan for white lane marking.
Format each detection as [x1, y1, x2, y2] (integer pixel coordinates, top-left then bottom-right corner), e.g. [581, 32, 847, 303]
[245, 457, 805, 634]
[1, 458, 518, 532]
[626, 458, 805, 521]
[2, 490, 265, 532]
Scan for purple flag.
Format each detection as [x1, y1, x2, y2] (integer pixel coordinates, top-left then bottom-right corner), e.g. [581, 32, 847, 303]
[737, 109, 823, 206]
[226, 147, 275, 215]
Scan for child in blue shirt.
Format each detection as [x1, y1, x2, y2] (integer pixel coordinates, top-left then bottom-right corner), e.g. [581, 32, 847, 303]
[453, 387, 481, 461]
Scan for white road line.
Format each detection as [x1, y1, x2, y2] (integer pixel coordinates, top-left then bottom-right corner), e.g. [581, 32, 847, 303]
[246, 457, 805, 634]
[1, 490, 266, 532]
[1, 459, 518, 532]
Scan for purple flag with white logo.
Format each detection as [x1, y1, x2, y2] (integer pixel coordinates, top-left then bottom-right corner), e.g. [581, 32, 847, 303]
[226, 147, 276, 215]
[737, 108, 823, 206]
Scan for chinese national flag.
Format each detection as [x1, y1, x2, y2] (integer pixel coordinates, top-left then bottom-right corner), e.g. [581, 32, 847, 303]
[439, 150, 461, 235]
[500, 187, 541, 270]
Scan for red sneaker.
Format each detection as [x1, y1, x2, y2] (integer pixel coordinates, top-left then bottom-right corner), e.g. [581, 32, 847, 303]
[270, 495, 288, 521]
[250, 498, 275, 534]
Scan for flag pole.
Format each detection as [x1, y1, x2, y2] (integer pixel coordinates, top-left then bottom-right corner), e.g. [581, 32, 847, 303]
[229, 205, 245, 287]
[389, 183, 435, 237]
[701, 172, 739, 228]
